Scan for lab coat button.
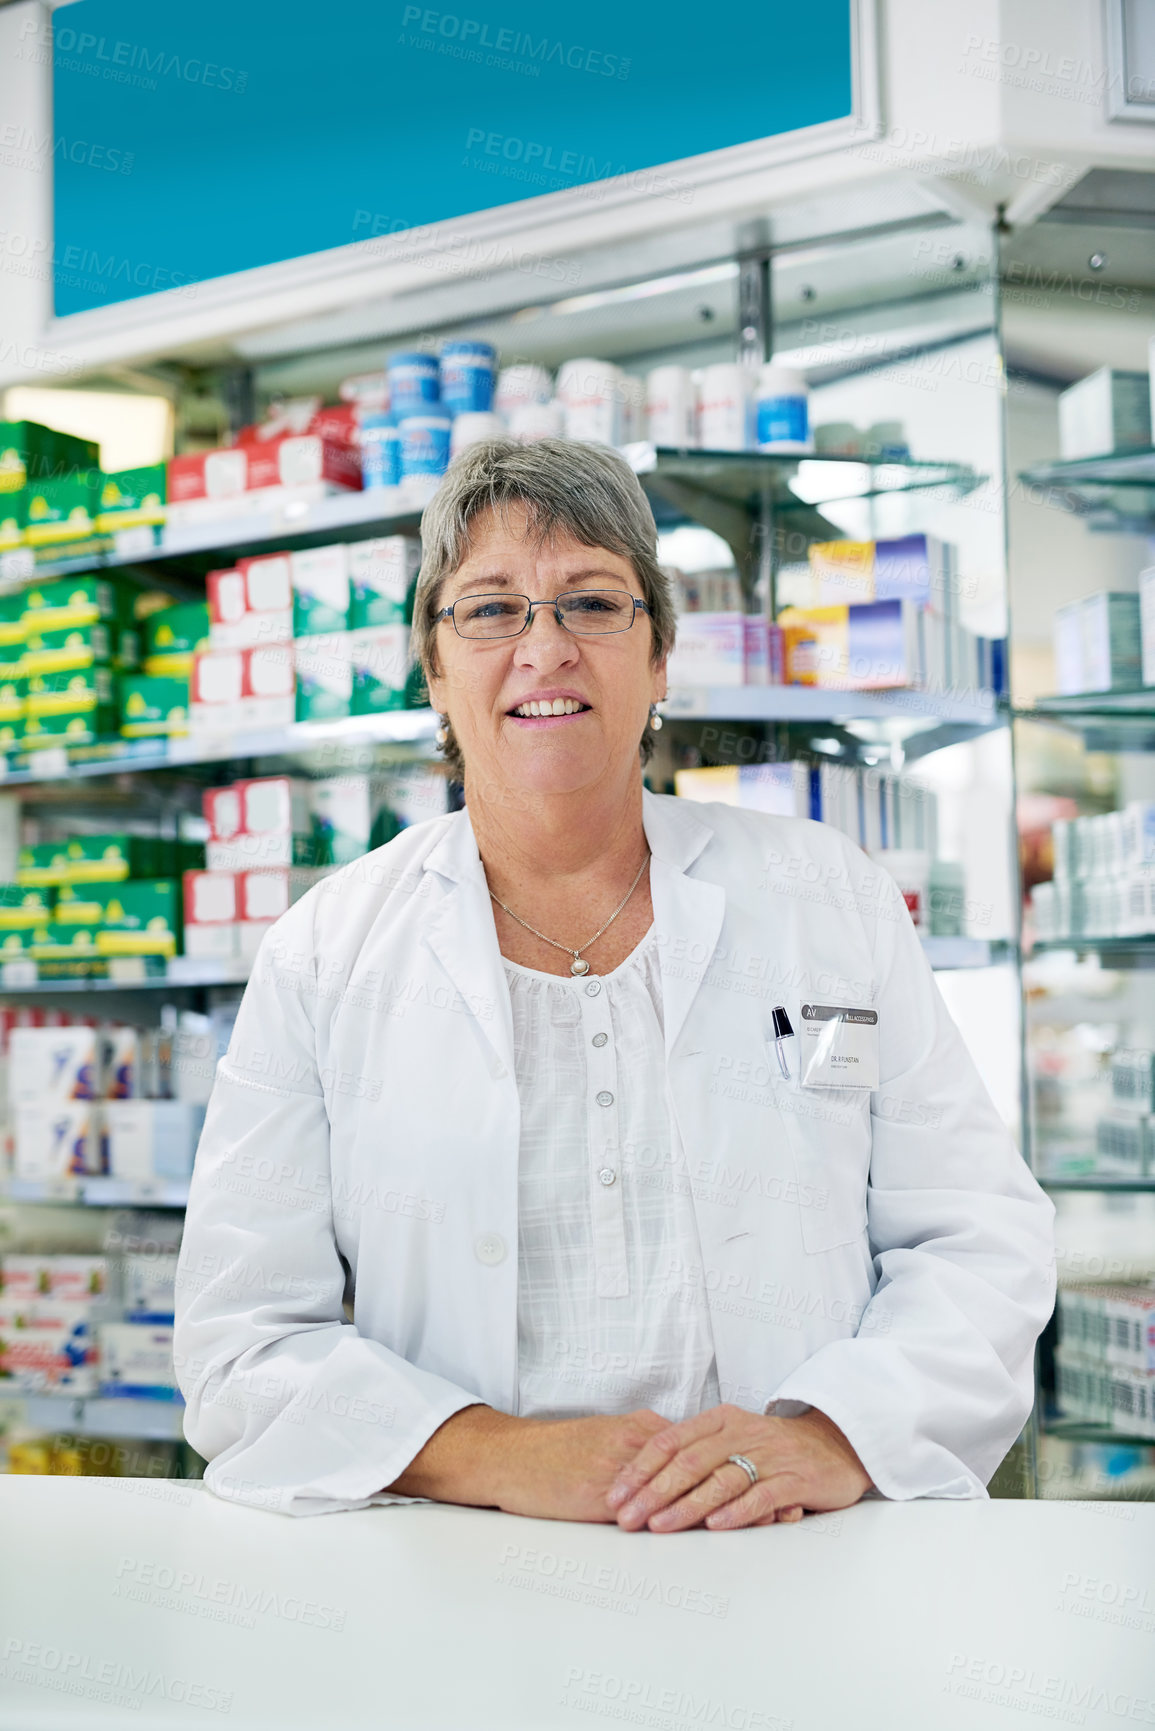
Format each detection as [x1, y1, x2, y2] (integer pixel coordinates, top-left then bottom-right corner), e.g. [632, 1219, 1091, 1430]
[592, 1032, 608, 1047]
[596, 1090, 614, 1107]
[474, 1233, 507, 1266]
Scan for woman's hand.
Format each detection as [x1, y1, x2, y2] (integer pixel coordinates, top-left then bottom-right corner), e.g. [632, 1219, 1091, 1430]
[604, 1404, 872, 1532]
[491, 1408, 673, 1523]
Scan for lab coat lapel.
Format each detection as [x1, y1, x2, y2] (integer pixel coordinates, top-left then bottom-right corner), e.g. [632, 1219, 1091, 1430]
[421, 809, 516, 1081]
[642, 788, 725, 1057]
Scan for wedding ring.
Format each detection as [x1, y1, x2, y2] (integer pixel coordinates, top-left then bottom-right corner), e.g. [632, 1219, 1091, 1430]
[727, 1453, 758, 1488]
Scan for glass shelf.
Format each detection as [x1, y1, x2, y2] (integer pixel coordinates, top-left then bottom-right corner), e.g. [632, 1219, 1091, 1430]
[0, 1390, 186, 1440]
[1029, 937, 1155, 968]
[0, 958, 251, 994]
[1017, 448, 1155, 534]
[1, 1176, 190, 1206]
[1041, 1418, 1155, 1449]
[1017, 693, 1155, 753]
[0, 450, 986, 592]
[1036, 1175, 1155, 1193]
[632, 445, 985, 513]
[0, 686, 1004, 788]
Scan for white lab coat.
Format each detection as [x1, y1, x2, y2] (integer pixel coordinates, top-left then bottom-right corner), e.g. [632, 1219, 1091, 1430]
[174, 788, 1055, 1516]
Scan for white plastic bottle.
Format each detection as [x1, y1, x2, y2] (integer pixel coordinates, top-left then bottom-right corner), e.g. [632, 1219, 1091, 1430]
[755, 364, 812, 452]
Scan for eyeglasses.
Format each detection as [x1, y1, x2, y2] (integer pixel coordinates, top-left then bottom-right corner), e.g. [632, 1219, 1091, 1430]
[436, 589, 652, 641]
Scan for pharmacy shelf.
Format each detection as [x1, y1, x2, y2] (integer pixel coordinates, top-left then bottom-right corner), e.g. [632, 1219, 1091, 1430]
[1029, 937, 1155, 967]
[921, 936, 1015, 969]
[1017, 694, 1155, 754]
[0, 935, 1006, 1010]
[0, 957, 250, 992]
[0, 708, 441, 787]
[632, 444, 985, 511]
[0, 685, 1004, 788]
[2, 1176, 190, 1206]
[1036, 1175, 1155, 1193]
[1040, 1418, 1155, 1449]
[0, 450, 986, 592]
[1018, 448, 1155, 535]
[0, 488, 426, 589]
[0, 1389, 185, 1440]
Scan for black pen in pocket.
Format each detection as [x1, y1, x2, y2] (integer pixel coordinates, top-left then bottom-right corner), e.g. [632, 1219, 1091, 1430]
[771, 1005, 795, 1080]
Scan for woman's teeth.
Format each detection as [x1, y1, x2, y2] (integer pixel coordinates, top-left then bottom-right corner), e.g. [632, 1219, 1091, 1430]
[511, 698, 587, 717]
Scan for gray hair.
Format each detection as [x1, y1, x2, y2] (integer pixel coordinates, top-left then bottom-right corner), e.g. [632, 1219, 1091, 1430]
[410, 438, 678, 783]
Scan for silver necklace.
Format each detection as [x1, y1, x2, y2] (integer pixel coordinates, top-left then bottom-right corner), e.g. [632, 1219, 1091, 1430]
[488, 850, 651, 976]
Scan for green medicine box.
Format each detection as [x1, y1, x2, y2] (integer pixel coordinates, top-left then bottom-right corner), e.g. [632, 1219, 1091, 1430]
[118, 675, 190, 737]
[0, 884, 55, 928]
[95, 465, 166, 532]
[0, 490, 31, 550]
[21, 577, 119, 630]
[0, 422, 98, 493]
[142, 603, 209, 675]
[26, 667, 115, 717]
[17, 833, 159, 887]
[0, 674, 25, 720]
[22, 623, 120, 675]
[21, 706, 118, 750]
[28, 922, 103, 960]
[24, 471, 102, 546]
[55, 880, 180, 956]
[0, 594, 26, 653]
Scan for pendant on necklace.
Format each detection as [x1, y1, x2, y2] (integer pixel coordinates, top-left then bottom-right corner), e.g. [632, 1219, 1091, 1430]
[570, 956, 590, 976]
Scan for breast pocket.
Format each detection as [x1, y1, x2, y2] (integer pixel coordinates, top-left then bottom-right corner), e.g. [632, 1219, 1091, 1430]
[777, 1074, 871, 1254]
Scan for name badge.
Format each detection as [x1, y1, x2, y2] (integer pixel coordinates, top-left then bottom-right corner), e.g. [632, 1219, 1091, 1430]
[799, 1003, 879, 1090]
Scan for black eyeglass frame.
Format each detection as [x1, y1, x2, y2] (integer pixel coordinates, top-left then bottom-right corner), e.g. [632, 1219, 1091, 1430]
[435, 591, 653, 640]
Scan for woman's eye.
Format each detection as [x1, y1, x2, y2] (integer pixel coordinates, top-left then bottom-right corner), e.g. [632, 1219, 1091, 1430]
[465, 599, 520, 620]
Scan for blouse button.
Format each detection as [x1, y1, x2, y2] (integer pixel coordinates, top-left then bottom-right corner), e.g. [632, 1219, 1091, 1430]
[598, 1168, 617, 1186]
[596, 1090, 614, 1107]
[585, 981, 602, 997]
[592, 1032, 608, 1048]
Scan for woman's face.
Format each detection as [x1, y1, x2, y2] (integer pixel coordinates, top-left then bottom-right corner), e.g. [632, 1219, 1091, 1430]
[426, 502, 667, 800]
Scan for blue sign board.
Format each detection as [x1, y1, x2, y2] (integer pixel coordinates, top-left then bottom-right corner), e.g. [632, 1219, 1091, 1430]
[52, 0, 854, 316]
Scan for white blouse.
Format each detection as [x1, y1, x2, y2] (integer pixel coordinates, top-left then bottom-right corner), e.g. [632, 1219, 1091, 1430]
[503, 924, 722, 1423]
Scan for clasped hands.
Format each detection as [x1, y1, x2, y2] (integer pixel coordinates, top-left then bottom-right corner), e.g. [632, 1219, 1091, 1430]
[499, 1401, 873, 1532]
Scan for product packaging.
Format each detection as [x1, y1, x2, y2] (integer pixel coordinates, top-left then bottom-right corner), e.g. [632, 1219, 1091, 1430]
[204, 776, 313, 870]
[98, 1321, 178, 1398]
[440, 341, 496, 414]
[118, 675, 190, 738]
[291, 544, 350, 636]
[309, 777, 372, 865]
[665, 612, 745, 686]
[14, 1101, 103, 1178]
[294, 634, 351, 722]
[645, 366, 696, 448]
[105, 1100, 206, 1183]
[142, 601, 210, 675]
[349, 625, 410, 713]
[182, 871, 239, 959]
[348, 536, 420, 629]
[95, 465, 166, 532]
[755, 364, 810, 452]
[1053, 593, 1143, 695]
[1058, 368, 1151, 461]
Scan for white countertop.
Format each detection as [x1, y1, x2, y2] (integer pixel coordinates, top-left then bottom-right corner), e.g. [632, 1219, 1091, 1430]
[1, 1479, 1153, 1730]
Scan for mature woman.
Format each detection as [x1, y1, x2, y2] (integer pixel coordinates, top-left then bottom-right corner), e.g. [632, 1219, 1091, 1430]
[175, 438, 1055, 1529]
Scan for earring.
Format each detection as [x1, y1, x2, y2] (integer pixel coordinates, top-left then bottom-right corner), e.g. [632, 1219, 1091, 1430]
[435, 714, 450, 749]
[648, 701, 663, 732]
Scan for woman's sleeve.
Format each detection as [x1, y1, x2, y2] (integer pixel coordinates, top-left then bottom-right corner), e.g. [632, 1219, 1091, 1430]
[768, 858, 1057, 1499]
[173, 898, 486, 1517]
